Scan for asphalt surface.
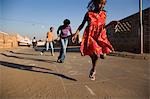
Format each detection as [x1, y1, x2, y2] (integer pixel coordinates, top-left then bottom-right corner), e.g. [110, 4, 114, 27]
[0, 47, 149, 99]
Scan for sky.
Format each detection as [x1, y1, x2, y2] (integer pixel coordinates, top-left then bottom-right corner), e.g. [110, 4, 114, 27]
[0, 0, 150, 40]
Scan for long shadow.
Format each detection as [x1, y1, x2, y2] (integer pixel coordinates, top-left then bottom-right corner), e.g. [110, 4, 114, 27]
[34, 46, 80, 52]
[0, 53, 57, 63]
[5, 50, 52, 56]
[0, 61, 77, 81]
[7, 50, 40, 56]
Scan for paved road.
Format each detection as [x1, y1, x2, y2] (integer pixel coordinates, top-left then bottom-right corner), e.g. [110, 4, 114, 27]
[0, 47, 149, 99]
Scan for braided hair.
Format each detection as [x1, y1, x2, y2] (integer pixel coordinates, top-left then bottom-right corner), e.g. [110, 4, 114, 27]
[87, 0, 106, 11]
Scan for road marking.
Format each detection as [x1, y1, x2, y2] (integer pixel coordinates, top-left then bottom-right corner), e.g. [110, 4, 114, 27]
[85, 85, 96, 96]
[29, 64, 36, 66]
[54, 65, 68, 98]
[68, 71, 82, 75]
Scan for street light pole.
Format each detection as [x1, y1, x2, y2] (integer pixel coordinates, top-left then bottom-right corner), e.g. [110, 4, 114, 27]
[139, 0, 143, 54]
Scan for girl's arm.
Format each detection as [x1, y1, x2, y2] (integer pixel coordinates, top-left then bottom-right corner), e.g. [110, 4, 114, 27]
[57, 26, 61, 37]
[72, 12, 88, 43]
[75, 12, 88, 35]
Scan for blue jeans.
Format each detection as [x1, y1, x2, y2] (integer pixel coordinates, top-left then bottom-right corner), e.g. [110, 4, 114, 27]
[46, 41, 54, 54]
[58, 38, 68, 61]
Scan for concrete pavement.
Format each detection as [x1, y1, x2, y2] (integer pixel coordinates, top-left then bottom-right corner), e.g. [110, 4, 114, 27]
[0, 47, 149, 99]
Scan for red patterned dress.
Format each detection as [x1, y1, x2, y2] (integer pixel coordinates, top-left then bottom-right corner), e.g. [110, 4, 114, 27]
[80, 10, 113, 57]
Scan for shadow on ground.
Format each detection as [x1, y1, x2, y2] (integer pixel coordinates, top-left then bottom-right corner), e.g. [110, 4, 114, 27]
[0, 53, 57, 63]
[6, 50, 41, 56]
[34, 46, 80, 52]
[0, 60, 77, 81]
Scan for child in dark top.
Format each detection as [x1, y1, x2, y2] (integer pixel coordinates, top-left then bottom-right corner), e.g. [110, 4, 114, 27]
[32, 37, 37, 48]
[57, 19, 73, 63]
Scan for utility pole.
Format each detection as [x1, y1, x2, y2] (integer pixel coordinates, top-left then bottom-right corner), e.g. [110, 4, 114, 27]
[139, 0, 143, 54]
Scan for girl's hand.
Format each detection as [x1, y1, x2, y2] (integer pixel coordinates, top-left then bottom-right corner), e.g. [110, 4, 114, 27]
[56, 37, 60, 41]
[72, 33, 77, 43]
[111, 48, 115, 53]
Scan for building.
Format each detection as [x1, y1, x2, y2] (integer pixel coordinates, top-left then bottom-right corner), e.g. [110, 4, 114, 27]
[0, 31, 18, 48]
[106, 7, 150, 53]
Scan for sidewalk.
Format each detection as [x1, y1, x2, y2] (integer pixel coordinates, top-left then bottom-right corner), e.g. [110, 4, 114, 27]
[66, 46, 149, 60]
[109, 52, 149, 60]
[2, 46, 149, 60]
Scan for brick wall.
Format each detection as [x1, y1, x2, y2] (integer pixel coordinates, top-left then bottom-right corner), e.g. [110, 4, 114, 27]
[107, 7, 150, 53]
[0, 32, 18, 49]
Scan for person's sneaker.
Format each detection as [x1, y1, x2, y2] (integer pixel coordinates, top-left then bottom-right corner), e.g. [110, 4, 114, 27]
[40, 52, 43, 55]
[57, 59, 63, 63]
[100, 53, 106, 59]
[89, 70, 96, 81]
[51, 53, 55, 56]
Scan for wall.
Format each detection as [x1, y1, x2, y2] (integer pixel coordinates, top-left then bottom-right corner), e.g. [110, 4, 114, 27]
[107, 7, 150, 53]
[0, 32, 18, 49]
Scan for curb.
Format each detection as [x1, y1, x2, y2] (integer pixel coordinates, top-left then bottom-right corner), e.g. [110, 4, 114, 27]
[109, 52, 149, 60]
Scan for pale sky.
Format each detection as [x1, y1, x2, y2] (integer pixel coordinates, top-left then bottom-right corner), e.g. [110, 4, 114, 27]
[0, 0, 149, 40]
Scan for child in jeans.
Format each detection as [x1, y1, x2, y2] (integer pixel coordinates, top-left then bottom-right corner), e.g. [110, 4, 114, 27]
[57, 19, 73, 63]
[41, 27, 54, 56]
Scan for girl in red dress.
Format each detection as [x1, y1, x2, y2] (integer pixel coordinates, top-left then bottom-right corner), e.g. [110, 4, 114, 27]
[72, 0, 114, 80]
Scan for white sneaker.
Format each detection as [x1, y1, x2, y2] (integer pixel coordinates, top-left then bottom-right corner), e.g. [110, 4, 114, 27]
[40, 52, 43, 55]
[51, 53, 55, 56]
[89, 70, 96, 81]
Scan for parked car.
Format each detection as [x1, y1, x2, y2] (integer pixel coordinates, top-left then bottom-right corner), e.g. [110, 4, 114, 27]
[18, 39, 32, 47]
[36, 40, 46, 47]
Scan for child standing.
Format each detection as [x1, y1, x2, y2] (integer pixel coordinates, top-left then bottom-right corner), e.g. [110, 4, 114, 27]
[41, 27, 54, 56]
[72, 0, 114, 80]
[32, 37, 37, 48]
[57, 19, 73, 63]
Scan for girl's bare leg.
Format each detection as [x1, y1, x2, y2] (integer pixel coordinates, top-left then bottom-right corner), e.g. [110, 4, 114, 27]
[89, 54, 98, 80]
